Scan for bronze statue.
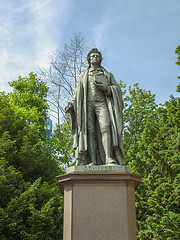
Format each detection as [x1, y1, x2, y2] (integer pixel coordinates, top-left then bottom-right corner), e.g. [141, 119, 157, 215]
[65, 48, 124, 166]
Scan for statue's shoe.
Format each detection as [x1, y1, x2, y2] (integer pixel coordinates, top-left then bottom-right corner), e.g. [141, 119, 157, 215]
[87, 162, 96, 166]
[106, 158, 117, 165]
[75, 160, 85, 166]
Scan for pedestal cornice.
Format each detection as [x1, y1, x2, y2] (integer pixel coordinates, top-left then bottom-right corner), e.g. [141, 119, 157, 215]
[57, 170, 141, 194]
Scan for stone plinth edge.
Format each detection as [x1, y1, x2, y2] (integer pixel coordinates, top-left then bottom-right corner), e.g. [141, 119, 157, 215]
[57, 171, 141, 194]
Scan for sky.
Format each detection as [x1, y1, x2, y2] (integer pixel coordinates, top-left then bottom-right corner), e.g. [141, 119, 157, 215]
[0, 0, 180, 105]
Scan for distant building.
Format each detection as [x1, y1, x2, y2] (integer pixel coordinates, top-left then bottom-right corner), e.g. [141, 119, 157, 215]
[46, 117, 52, 141]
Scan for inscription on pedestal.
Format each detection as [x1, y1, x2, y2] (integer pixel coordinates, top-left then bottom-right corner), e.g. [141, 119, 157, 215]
[67, 165, 130, 173]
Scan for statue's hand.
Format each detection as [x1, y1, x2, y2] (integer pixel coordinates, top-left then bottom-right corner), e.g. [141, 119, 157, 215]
[94, 82, 107, 93]
[65, 103, 73, 113]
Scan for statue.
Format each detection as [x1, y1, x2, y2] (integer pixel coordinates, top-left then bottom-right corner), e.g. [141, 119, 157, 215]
[65, 48, 124, 166]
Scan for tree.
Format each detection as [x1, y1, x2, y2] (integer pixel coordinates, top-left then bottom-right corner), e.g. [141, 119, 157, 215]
[9, 72, 49, 140]
[49, 115, 74, 167]
[123, 83, 158, 170]
[0, 74, 64, 239]
[175, 45, 180, 80]
[40, 33, 88, 125]
[122, 82, 180, 239]
[137, 92, 179, 240]
[175, 46, 180, 66]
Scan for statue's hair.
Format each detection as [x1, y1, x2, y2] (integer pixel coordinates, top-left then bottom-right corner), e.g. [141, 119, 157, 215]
[87, 48, 102, 68]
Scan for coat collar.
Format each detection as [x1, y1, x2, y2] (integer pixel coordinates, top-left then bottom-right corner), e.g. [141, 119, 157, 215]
[88, 67, 103, 73]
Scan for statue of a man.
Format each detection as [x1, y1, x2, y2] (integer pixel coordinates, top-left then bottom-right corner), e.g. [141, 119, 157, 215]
[65, 48, 124, 166]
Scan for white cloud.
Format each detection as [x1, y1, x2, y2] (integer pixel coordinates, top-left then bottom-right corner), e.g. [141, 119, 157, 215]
[0, 0, 73, 92]
[92, 10, 114, 49]
[21, 0, 52, 13]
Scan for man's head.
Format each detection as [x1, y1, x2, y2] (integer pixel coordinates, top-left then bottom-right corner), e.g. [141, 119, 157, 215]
[87, 48, 102, 68]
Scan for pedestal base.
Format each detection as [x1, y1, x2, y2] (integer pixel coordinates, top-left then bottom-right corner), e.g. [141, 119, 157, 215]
[57, 169, 141, 240]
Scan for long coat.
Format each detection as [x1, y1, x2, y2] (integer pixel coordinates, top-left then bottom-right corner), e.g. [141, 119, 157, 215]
[69, 68, 124, 164]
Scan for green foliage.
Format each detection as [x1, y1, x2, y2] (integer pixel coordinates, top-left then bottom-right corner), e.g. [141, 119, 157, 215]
[50, 115, 74, 168]
[9, 72, 49, 139]
[176, 83, 180, 93]
[9, 72, 48, 115]
[175, 45, 180, 66]
[123, 83, 158, 170]
[175, 45, 180, 79]
[0, 175, 63, 240]
[0, 74, 63, 239]
[0, 92, 59, 183]
[123, 83, 180, 239]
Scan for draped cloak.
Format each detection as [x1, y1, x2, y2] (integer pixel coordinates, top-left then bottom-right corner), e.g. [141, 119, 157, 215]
[69, 68, 124, 165]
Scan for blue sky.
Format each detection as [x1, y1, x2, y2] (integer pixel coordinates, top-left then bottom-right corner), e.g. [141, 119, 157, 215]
[0, 0, 179, 104]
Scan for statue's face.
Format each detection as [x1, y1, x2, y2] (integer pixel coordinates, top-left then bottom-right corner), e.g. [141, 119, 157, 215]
[89, 52, 101, 66]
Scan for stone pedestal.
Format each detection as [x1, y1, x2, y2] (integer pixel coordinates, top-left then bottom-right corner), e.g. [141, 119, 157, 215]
[57, 166, 141, 240]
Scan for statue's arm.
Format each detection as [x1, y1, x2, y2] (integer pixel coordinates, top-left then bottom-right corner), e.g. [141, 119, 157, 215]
[65, 74, 83, 113]
[104, 72, 119, 96]
[109, 73, 120, 86]
[109, 73, 124, 110]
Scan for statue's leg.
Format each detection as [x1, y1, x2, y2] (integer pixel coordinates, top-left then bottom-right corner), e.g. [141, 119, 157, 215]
[95, 102, 117, 165]
[87, 102, 96, 165]
[114, 147, 124, 165]
[74, 147, 85, 166]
